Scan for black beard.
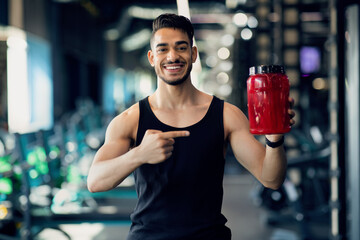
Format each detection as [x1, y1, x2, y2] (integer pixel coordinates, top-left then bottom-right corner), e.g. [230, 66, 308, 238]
[160, 64, 192, 86]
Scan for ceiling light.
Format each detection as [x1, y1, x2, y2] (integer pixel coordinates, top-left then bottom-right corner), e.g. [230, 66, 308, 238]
[217, 47, 230, 60]
[216, 72, 229, 84]
[221, 34, 235, 47]
[247, 16, 258, 28]
[241, 28, 253, 40]
[233, 13, 248, 27]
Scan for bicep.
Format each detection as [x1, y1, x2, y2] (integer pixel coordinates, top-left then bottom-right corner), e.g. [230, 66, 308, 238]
[93, 105, 138, 164]
[225, 103, 265, 176]
[93, 138, 132, 163]
[229, 128, 265, 173]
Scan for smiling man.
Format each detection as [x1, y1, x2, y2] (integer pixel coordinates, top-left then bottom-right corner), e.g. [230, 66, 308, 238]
[87, 13, 295, 240]
[149, 28, 194, 86]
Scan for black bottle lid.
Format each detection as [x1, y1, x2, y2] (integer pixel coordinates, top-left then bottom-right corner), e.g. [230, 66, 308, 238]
[249, 65, 285, 75]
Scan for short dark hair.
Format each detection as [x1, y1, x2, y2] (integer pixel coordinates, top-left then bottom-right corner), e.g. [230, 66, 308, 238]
[151, 13, 194, 47]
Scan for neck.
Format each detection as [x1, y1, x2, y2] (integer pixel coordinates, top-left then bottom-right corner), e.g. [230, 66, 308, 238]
[151, 77, 200, 109]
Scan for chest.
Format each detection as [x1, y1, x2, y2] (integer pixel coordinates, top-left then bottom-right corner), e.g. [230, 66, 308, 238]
[135, 121, 225, 186]
[152, 105, 209, 128]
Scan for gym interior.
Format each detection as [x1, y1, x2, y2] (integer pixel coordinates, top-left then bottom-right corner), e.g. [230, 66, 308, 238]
[0, 0, 359, 239]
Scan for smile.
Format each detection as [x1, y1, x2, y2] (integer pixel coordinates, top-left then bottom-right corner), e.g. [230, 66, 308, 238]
[163, 64, 185, 72]
[165, 66, 181, 70]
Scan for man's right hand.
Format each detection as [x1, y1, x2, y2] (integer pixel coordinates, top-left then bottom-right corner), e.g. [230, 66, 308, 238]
[137, 129, 190, 164]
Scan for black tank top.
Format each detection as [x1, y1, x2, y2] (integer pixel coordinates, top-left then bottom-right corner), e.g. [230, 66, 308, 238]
[127, 96, 231, 240]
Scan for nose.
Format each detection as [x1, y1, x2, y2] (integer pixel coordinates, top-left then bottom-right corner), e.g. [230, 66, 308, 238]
[166, 48, 179, 62]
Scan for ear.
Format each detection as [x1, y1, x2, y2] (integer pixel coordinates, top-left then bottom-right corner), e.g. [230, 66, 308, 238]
[191, 46, 198, 63]
[147, 50, 154, 67]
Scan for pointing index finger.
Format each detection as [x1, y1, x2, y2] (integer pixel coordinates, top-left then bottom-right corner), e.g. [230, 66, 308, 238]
[161, 131, 190, 139]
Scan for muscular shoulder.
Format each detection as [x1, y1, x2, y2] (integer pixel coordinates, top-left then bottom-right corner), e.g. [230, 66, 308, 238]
[223, 102, 249, 139]
[104, 103, 139, 144]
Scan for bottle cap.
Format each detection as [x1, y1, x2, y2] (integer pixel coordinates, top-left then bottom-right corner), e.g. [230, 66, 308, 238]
[249, 65, 285, 75]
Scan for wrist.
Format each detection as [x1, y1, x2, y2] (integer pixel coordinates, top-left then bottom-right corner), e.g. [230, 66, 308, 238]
[265, 136, 284, 148]
[130, 146, 146, 166]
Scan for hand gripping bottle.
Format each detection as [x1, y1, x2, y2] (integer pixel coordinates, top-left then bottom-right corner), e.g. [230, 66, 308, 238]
[247, 65, 291, 134]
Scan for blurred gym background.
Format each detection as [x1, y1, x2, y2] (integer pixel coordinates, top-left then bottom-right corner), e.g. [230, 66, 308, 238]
[0, 0, 359, 239]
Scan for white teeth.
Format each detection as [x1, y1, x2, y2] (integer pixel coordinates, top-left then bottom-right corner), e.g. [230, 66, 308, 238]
[166, 66, 181, 70]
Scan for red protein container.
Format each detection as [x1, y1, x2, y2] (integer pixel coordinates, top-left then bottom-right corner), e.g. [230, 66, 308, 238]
[247, 65, 291, 135]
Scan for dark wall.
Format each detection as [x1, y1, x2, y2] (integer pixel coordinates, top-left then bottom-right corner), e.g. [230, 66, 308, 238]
[50, 2, 105, 118]
[0, 0, 8, 25]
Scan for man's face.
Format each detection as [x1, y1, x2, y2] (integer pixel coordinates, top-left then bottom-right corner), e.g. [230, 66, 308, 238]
[148, 28, 197, 86]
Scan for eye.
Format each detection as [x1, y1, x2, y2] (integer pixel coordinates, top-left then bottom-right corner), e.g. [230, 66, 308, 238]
[157, 48, 167, 53]
[177, 46, 187, 51]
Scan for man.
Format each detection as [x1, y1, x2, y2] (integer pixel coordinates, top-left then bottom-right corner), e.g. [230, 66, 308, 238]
[87, 13, 295, 240]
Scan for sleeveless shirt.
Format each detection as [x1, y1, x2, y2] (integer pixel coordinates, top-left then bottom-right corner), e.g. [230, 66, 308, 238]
[127, 96, 231, 240]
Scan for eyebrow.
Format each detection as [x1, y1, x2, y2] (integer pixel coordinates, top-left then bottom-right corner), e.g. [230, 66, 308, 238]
[155, 41, 189, 48]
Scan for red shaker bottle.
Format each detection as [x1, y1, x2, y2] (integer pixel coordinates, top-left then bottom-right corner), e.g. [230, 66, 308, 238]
[247, 65, 291, 134]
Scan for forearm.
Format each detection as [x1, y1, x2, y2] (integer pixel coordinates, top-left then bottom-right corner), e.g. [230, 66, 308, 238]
[261, 135, 287, 189]
[87, 147, 142, 192]
[260, 136, 287, 189]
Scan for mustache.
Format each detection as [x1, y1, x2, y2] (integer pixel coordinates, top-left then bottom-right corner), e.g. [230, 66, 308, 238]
[163, 60, 186, 65]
